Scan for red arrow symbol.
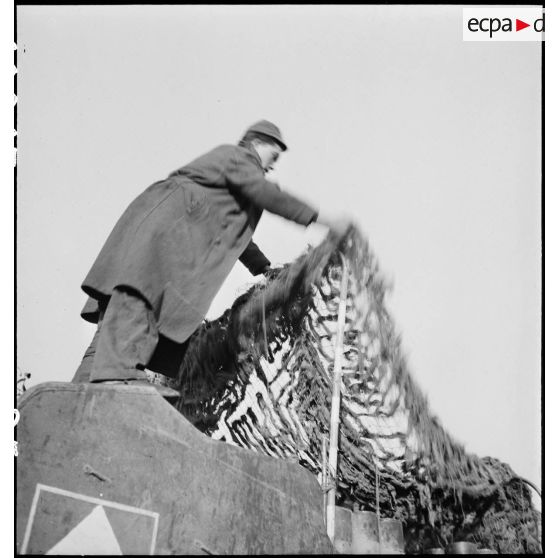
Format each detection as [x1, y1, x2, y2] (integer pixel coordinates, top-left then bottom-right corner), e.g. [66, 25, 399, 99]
[516, 19, 530, 31]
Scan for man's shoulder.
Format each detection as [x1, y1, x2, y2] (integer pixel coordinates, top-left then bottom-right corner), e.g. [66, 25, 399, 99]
[170, 144, 252, 178]
[211, 143, 250, 156]
[208, 144, 260, 165]
[199, 143, 244, 161]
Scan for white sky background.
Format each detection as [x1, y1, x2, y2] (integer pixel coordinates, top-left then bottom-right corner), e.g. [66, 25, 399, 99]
[16, 5, 542, 492]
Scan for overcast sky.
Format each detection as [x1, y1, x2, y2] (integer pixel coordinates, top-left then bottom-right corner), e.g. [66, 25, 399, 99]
[16, 5, 541, 494]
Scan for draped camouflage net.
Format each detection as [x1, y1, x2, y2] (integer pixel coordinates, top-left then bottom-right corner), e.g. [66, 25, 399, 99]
[161, 228, 541, 553]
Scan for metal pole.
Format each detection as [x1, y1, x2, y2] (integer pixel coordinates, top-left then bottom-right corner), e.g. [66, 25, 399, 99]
[376, 461, 382, 551]
[326, 255, 350, 542]
[321, 434, 328, 525]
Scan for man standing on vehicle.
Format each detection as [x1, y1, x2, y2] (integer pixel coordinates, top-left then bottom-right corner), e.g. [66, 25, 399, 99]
[72, 120, 352, 398]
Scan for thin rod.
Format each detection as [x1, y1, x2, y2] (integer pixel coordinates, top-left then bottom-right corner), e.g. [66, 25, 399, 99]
[326, 255, 350, 542]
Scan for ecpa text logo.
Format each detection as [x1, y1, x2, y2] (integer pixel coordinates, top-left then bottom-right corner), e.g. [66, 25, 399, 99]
[463, 8, 544, 41]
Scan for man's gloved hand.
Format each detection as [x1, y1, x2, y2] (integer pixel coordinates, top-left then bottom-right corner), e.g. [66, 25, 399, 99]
[315, 212, 354, 238]
[260, 264, 277, 284]
[260, 265, 272, 282]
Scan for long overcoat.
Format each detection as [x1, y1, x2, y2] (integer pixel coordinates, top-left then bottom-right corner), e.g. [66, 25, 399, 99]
[80, 144, 318, 344]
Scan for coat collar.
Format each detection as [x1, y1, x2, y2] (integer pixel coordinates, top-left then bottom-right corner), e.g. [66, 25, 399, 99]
[244, 144, 264, 171]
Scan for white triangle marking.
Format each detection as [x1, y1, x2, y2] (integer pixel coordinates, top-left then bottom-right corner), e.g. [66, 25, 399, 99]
[46, 505, 123, 555]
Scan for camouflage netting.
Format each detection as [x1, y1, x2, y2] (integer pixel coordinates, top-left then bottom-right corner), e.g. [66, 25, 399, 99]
[154, 227, 541, 553]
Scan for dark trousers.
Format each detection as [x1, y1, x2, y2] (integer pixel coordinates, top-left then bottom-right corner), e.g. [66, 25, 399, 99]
[72, 287, 159, 383]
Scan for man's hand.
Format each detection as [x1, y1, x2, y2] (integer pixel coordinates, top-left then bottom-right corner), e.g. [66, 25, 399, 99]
[315, 213, 354, 238]
[260, 264, 273, 283]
